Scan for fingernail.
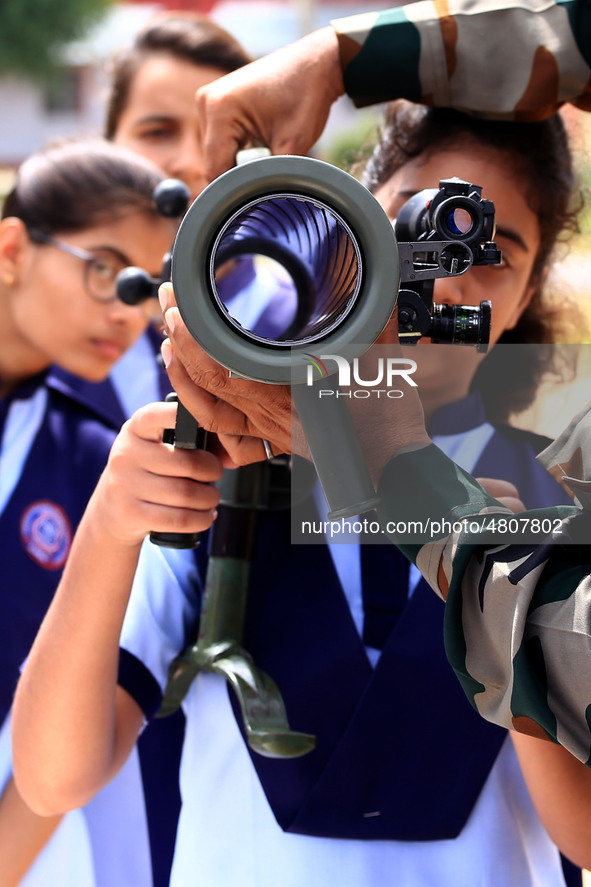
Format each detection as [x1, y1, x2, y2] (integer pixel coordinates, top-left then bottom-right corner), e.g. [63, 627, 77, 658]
[161, 338, 172, 368]
[158, 284, 169, 313]
[164, 307, 176, 334]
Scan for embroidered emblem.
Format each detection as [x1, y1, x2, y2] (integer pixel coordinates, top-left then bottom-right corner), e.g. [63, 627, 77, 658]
[20, 501, 72, 570]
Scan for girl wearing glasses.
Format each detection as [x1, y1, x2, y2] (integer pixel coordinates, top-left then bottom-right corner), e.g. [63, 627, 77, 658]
[0, 138, 220, 887]
[0, 139, 173, 391]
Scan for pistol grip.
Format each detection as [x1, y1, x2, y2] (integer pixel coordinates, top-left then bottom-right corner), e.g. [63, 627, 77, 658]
[150, 392, 208, 549]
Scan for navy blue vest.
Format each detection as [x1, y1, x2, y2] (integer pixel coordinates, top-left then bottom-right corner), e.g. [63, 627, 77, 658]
[52, 336, 183, 887]
[1, 366, 181, 887]
[0, 376, 118, 726]
[221, 392, 572, 842]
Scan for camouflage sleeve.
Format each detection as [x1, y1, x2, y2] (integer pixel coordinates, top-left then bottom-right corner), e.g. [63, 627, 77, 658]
[332, 0, 591, 119]
[377, 443, 591, 765]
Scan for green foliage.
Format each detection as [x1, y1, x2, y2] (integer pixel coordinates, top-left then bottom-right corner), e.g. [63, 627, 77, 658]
[318, 110, 382, 178]
[0, 0, 113, 80]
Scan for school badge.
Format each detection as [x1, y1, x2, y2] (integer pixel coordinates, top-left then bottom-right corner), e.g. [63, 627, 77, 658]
[20, 500, 72, 570]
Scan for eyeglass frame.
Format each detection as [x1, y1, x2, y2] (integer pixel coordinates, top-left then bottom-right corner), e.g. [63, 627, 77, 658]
[27, 227, 131, 303]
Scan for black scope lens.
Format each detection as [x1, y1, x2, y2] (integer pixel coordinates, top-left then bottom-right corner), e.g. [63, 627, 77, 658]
[430, 300, 491, 352]
[433, 197, 481, 242]
[444, 207, 474, 236]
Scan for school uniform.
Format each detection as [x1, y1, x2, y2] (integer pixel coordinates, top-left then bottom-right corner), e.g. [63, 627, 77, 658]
[51, 329, 184, 887]
[0, 370, 153, 887]
[119, 390, 577, 886]
[42, 257, 293, 886]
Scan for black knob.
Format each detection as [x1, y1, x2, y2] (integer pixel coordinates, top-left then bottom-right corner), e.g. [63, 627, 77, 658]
[116, 266, 157, 305]
[153, 179, 191, 218]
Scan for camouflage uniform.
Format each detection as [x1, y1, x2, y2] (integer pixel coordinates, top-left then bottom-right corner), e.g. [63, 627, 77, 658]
[331, 0, 591, 764]
[333, 0, 591, 119]
[377, 403, 591, 766]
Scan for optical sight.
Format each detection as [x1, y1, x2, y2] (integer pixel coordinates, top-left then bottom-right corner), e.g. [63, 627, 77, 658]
[394, 177, 499, 348]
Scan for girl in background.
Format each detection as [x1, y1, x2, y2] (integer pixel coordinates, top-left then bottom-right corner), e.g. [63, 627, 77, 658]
[0, 138, 178, 886]
[56, 12, 253, 426]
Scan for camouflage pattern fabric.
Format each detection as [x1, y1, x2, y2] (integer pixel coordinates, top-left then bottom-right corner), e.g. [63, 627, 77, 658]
[377, 425, 591, 766]
[332, 0, 591, 119]
[332, 0, 591, 763]
[538, 400, 591, 509]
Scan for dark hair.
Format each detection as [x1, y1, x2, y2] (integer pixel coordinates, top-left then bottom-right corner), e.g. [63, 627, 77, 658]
[2, 139, 164, 235]
[360, 100, 583, 421]
[105, 12, 251, 139]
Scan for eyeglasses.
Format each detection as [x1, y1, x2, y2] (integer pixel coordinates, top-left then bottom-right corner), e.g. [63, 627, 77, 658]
[28, 228, 130, 303]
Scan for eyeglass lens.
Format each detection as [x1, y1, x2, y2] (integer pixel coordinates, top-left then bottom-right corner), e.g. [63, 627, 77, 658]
[85, 253, 129, 301]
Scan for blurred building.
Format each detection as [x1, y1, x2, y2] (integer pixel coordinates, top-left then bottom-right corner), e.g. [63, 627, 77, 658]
[0, 0, 390, 170]
[0, 2, 161, 167]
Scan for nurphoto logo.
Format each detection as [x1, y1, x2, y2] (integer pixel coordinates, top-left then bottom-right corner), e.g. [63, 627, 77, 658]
[304, 352, 417, 399]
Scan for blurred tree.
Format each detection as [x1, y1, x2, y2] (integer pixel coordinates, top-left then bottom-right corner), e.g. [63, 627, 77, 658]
[0, 0, 113, 80]
[319, 112, 380, 176]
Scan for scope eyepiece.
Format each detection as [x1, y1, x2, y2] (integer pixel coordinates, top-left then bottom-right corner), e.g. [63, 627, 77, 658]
[395, 177, 496, 250]
[431, 196, 485, 244]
